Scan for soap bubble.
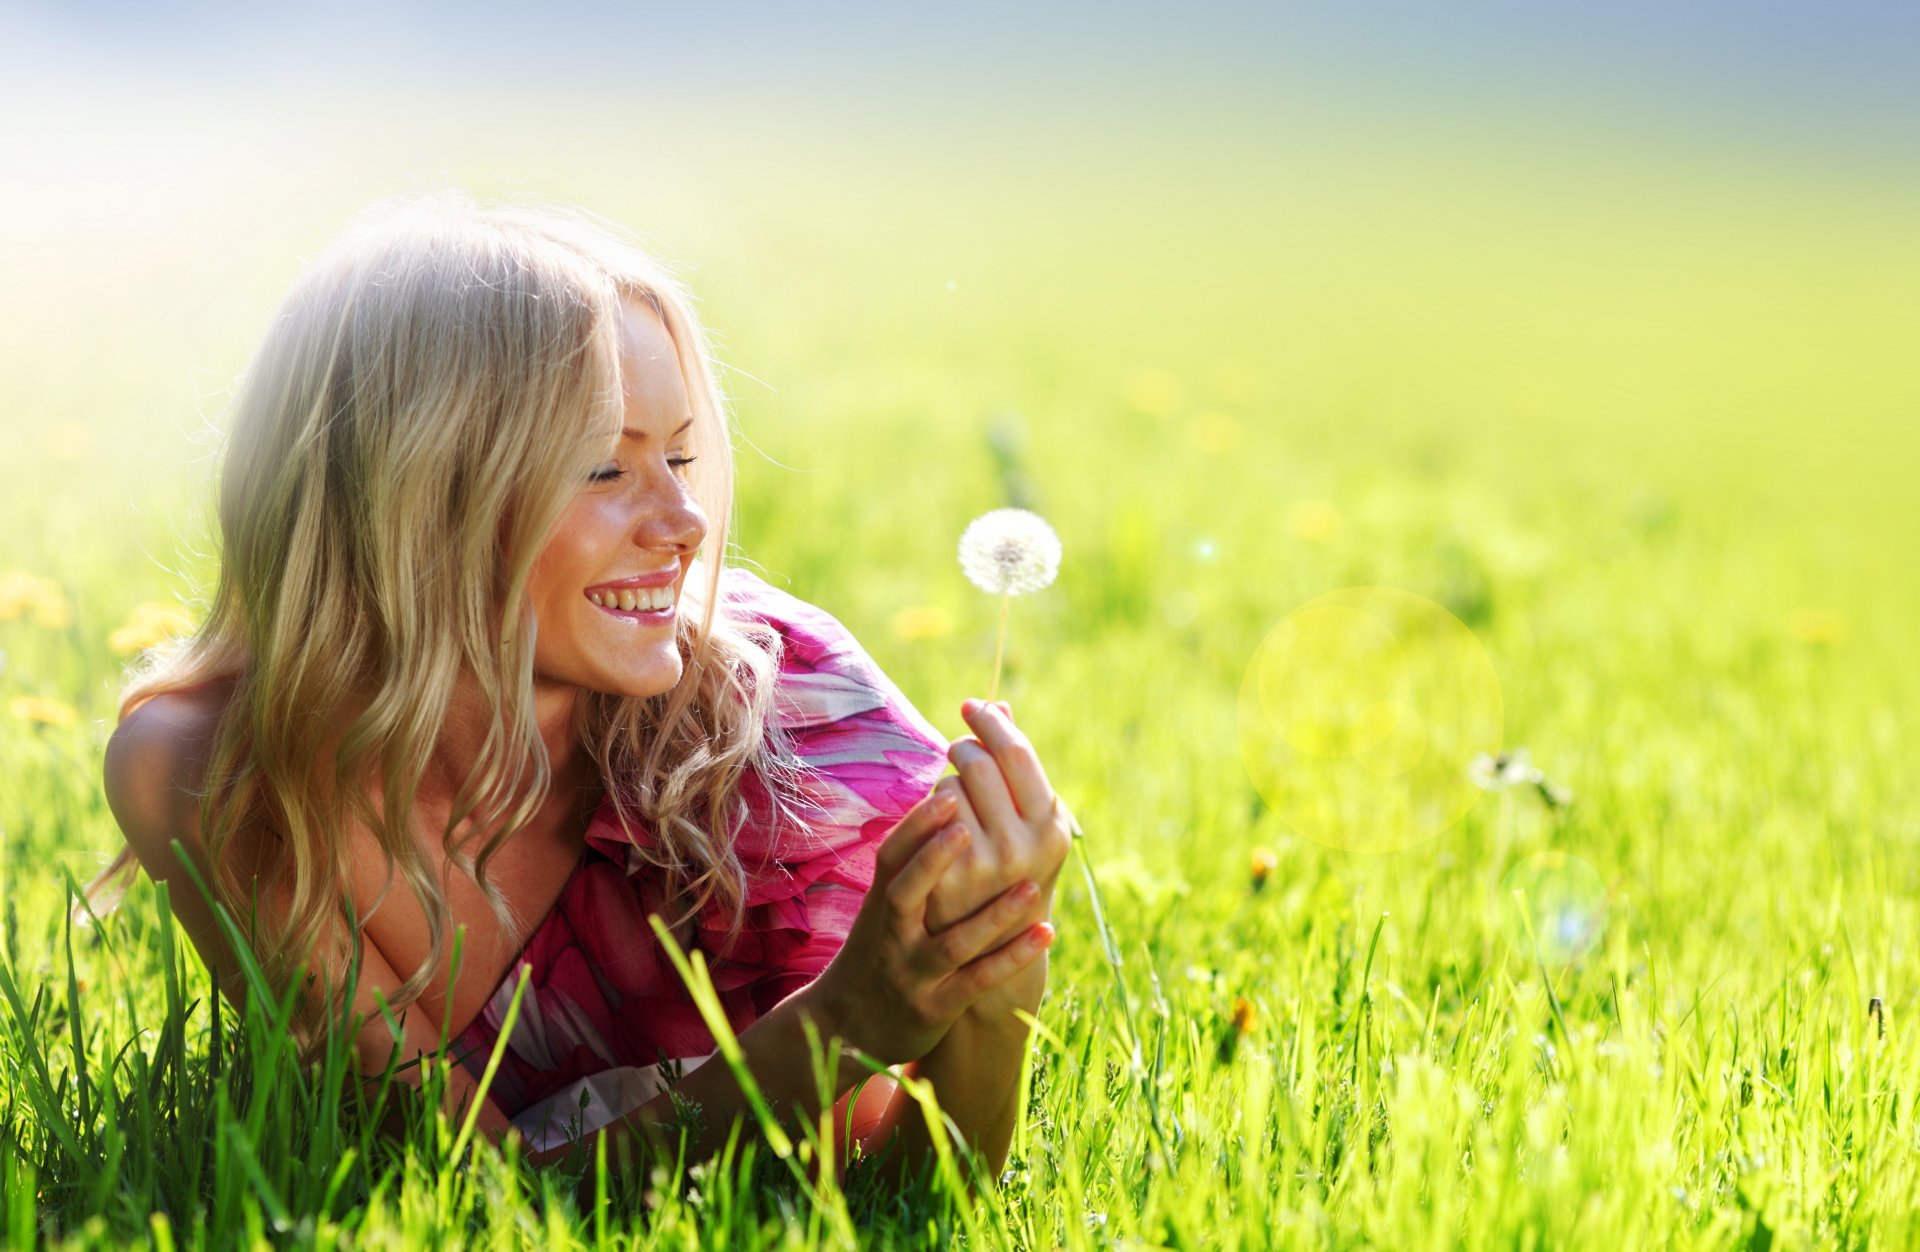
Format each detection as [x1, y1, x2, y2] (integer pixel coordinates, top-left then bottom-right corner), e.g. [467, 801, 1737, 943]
[1236, 586, 1503, 853]
[1499, 852, 1609, 966]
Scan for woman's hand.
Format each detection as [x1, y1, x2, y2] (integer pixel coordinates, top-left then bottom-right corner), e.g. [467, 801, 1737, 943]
[922, 699, 1074, 948]
[808, 784, 1057, 1068]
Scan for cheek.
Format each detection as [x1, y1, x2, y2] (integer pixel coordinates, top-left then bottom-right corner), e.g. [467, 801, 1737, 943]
[527, 562, 572, 622]
[529, 506, 607, 601]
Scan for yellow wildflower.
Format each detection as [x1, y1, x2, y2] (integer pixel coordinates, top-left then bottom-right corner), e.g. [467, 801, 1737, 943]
[42, 422, 94, 463]
[1787, 608, 1847, 646]
[1249, 846, 1278, 892]
[0, 571, 71, 629]
[10, 696, 79, 729]
[1287, 501, 1343, 544]
[109, 601, 196, 655]
[1125, 369, 1182, 418]
[1208, 359, 1264, 406]
[889, 604, 952, 642]
[1218, 993, 1261, 1062]
[1195, 412, 1241, 456]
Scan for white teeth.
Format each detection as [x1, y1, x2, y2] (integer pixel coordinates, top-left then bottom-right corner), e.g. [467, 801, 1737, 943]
[590, 585, 675, 612]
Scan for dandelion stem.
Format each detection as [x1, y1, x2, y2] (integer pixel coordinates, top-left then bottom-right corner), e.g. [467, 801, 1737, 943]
[1067, 811, 1177, 1168]
[988, 590, 1010, 702]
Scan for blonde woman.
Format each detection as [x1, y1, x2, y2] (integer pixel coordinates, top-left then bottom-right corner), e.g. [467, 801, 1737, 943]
[88, 191, 1071, 1187]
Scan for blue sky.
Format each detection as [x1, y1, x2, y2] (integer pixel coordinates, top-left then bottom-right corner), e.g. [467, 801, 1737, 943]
[2, 0, 1913, 193]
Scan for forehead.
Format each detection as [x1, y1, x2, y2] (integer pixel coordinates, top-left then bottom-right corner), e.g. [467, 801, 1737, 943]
[614, 298, 691, 430]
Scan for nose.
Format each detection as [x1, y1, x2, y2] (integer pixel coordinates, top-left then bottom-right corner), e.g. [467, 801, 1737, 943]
[631, 479, 707, 561]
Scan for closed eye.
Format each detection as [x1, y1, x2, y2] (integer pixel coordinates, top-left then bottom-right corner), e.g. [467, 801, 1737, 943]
[588, 456, 697, 485]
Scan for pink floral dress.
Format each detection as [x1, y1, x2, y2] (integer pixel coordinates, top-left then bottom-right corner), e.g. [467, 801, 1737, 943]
[449, 568, 951, 1153]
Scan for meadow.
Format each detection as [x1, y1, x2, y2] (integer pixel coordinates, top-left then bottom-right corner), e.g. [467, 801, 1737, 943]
[1, 90, 1917, 1248]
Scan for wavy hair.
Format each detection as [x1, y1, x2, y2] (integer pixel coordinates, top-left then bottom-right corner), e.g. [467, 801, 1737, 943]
[82, 190, 820, 1060]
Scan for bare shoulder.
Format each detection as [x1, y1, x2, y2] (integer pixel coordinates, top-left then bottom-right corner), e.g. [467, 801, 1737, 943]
[101, 676, 303, 957]
[102, 679, 238, 874]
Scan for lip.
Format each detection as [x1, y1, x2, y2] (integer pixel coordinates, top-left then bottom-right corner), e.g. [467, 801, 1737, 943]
[585, 565, 680, 593]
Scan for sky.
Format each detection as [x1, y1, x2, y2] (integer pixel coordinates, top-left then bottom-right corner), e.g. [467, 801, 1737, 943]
[2, 0, 1915, 171]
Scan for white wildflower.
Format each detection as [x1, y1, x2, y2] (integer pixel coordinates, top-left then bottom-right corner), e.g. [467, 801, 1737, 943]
[1468, 747, 1544, 791]
[958, 508, 1061, 596]
[1474, 747, 1576, 814]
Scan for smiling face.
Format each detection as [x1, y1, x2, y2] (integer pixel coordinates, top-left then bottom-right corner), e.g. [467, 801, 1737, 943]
[525, 297, 709, 700]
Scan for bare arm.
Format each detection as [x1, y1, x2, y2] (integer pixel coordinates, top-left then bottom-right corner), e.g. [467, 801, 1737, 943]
[887, 954, 1045, 1186]
[522, 783, 1054, 1187]
[582, 968, 1046, 1193]
[866, 698, 1067, 1186]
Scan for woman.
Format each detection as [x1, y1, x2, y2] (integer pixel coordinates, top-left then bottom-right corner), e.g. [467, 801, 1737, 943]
[86, 190, 1071, 1187]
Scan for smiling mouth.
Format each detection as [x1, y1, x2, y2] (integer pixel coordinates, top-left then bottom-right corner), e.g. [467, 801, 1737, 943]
[587, 589, 676, 627]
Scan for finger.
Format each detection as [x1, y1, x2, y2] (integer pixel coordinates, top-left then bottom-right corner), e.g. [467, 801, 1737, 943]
[961, 700, 1053, 823]
[883, 820, 970, 927]
[873, 786, 961, 886]
[930, 922, 1055, 1019]
[947, 736, 1023, 848]
[926, 878, 1041, 972]
[876, 786, 960, 881]
[928, 773, 990, 866]
[943, 777, 983, 849]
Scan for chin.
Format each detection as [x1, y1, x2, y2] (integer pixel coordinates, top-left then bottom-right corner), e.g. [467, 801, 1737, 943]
[596, 666, 682, 702]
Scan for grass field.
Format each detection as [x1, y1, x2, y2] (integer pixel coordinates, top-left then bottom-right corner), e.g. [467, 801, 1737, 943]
[2, 89, 1918, 1248]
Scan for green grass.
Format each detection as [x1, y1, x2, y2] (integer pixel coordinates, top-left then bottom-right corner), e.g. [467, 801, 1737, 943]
[1, 93, 1917, 1247]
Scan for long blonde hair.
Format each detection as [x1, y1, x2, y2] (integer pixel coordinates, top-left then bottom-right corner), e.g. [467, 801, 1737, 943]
[84, 190, 818, 1059]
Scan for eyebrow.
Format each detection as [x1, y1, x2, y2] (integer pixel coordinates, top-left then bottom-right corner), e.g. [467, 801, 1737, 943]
[621, 418, 695, 441]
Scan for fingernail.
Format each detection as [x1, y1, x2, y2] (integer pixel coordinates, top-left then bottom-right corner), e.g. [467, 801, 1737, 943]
[1032, 923, 1055, 947]
[962, 698, 981, 716]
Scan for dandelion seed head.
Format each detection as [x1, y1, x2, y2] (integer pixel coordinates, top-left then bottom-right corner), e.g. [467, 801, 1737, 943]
[958, 508, 1061, 596]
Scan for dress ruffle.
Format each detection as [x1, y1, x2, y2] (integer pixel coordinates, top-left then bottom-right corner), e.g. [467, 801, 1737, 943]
[456, 567, 951, 1123]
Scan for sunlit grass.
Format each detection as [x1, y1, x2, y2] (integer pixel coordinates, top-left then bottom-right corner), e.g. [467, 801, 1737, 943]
[1, 96, 1916, 1247]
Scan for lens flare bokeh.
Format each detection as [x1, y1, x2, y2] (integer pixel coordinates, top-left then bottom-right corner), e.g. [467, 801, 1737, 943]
[1236, 586, 1503, 853]
[1499, 851, 1610, 966]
